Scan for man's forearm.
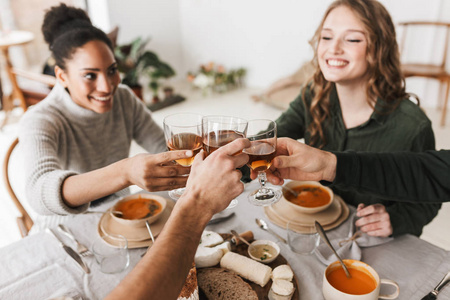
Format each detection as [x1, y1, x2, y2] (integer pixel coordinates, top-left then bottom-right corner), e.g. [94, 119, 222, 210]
[106, 193, 211, 300]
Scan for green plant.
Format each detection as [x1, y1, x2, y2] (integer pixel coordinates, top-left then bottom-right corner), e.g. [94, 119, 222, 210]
[115, 37, 175, 97]
[187, 62, 247, 94]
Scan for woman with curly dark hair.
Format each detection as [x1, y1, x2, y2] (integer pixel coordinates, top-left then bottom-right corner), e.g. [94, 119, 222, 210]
[275, 0, 440, 238]
[18, 4, 191, 230]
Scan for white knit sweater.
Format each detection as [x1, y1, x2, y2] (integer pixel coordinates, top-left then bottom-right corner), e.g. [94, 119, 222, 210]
[18, 83, 166, 230]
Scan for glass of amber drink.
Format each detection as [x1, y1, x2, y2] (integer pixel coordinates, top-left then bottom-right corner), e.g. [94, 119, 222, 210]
[202, 115, 248, 208]
[243, 119, 281, 206]
[202, 115, 248, 156]
[163, 113, 203, 200]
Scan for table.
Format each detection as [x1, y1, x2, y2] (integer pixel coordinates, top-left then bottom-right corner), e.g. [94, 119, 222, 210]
[0, 182, 449, 299]
[0, 30, 34, 120]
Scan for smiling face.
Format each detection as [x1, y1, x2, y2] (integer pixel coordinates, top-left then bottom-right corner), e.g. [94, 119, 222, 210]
[55, 40, 121, 114]
[317, 5, 368, 88]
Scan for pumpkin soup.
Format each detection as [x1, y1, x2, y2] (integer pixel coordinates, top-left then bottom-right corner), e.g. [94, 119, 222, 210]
[285, 185, 330, 208]
[115, 196, 163, 220]
[327, 267, 377, 295]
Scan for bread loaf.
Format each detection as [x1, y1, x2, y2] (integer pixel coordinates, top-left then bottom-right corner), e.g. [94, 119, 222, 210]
[177, 263, 199, 300]
[220, 252, 272, 287]
[197, 268, 258, 300]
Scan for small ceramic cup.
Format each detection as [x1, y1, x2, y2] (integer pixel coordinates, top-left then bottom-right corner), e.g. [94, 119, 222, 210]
[248, 239, 280, 264]
[92, 234, 130, 274]
[323, 259, 400, 300]
[287, 222, 320, 255]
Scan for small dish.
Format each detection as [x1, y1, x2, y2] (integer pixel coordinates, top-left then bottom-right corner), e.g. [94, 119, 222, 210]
[111, 193, 167, 227]
[282, 181, 333, 214]
[248, 239, 280, 264]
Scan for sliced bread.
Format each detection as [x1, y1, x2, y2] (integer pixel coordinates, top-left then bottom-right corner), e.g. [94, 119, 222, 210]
[197, 268, 258, 300]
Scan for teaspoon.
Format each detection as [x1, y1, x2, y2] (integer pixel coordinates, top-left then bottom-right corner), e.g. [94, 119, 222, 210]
[141, 221, 156, 257]
[230, 230, 251, 246]
[255, 218, 287, 244]
[315, 221, 351, 278]
[282, 185, 299, 197]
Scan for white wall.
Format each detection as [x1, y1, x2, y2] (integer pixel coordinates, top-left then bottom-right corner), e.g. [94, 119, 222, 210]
[178, 0, 330, 87]
[107, 0, 450, 107]
[107, 0, 183, 82]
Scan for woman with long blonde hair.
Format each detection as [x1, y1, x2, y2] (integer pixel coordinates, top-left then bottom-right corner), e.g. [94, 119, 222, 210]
[275, 0, 440, 237]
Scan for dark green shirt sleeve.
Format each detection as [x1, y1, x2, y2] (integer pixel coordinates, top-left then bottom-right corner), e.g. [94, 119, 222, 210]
[380, 121, 440, 236]
[332, 150, 450, 203]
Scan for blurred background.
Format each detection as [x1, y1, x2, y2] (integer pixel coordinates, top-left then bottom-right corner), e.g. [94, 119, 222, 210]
[1, 0, 449, 107]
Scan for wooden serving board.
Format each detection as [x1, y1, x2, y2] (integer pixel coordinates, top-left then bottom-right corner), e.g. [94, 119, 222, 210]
[198, 234, 299, 300]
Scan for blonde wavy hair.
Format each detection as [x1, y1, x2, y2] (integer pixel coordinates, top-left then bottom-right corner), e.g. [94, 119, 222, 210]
[305, 0, 413, 148]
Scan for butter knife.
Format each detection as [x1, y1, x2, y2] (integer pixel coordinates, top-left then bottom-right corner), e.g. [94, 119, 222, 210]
[46, 228, 90, 274]
[421, 271, 450, 300]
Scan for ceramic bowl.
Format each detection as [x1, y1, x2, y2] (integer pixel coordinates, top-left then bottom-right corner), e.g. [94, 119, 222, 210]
[281, 181, 334, 214]
[247, 239, 280, 264]
[110, 193, 167, 228]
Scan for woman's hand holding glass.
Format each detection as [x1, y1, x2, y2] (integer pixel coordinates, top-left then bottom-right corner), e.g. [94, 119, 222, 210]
[125, 151, 193, 192]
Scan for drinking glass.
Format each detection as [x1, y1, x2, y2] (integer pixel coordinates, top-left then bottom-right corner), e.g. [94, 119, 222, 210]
[92, 234, 130, 274]
[202, 115, 248, 208]
[163, 113, 203, 200]
[244, 119, 281, 206]
[287, 222, 320, 255]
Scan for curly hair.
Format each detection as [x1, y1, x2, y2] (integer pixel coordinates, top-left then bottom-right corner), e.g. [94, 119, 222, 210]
[41, 3, 113, 70]
[305, 0, 413, 148]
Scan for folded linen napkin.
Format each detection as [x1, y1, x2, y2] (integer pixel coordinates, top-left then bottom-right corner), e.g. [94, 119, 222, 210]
[314, 213, 393, 265]
[0, 262, 85, 300]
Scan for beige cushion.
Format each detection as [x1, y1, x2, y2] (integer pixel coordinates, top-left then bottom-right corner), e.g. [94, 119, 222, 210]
[260, 61, 315, 110]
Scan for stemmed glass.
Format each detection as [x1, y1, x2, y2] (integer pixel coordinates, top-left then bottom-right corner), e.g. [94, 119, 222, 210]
[202, 115, 248, 208]
[202, 115, 248, 156]
[243, 119, 281, 206]
[163, 113, 203, 200]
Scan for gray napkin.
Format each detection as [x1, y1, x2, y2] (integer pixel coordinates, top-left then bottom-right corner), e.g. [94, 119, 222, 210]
[314, 213, 393, 265]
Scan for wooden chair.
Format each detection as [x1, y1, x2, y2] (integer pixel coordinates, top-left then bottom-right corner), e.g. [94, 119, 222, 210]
[12, 69, 56, 108]
[399, 21, 450, 126]
[2, 138, 33, 237]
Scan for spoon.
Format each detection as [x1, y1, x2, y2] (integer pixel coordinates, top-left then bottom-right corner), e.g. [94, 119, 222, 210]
[230, 230, 251, 247]
[282, 185, 299, 197]
[255, 218, 287, 244]
[315, 221, 351, 278]
[83, 210, 123, 216]
[145, 221, 155, 243]
[141, 221, 156, 257]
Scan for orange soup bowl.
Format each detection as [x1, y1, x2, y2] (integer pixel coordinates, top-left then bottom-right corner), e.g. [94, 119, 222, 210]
[110, 193, 167, 228]
[323, 259, 399, 300]
[282, 181, 334, 214]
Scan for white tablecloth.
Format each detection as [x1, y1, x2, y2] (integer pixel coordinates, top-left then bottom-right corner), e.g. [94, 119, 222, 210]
[1, 181, 449, 299]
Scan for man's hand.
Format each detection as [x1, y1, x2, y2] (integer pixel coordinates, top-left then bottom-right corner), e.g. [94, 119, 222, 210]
[182, 138, 250, 216]
[250, 138, 337, 185]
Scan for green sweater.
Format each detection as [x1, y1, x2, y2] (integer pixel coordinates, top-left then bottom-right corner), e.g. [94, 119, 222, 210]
[275, 86, 439, 237]
[333, 150, 450, 203]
